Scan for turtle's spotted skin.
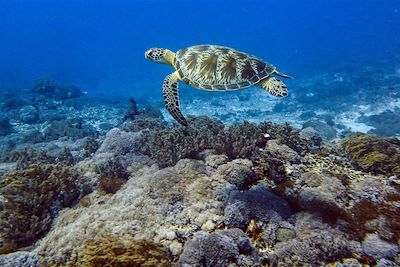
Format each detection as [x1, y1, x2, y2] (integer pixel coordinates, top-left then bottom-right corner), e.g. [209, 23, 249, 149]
[145, 45, 292, 126]
[174, 45, 276, 91]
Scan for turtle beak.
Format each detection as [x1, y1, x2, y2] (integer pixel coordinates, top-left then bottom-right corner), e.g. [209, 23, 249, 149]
[144, 49, 152, 59]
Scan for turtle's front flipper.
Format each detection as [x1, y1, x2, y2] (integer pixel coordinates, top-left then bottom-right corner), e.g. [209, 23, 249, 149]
[256, 77, 288, 98]
[163, 72, 188, 126]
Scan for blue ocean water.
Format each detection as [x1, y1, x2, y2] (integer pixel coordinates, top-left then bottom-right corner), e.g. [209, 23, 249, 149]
[1, 0, 399, 97]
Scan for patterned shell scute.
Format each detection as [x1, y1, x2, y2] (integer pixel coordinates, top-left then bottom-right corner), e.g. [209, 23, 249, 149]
[175, 45, 275, 90]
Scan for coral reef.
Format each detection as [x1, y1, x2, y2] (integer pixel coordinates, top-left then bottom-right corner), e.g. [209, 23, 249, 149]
[6, 158, 227, 264]
[18, 105, 39, 124]
[178, 228, 260, 267]
[0, 164, 88, 254]
[96, 128, 141, 156]
[95, 156, 129, 194]
[139, 116, 225, 167]
[302, 119, 337, 140]
[218, 159, 258, 190]
[1, 84, 400, 267]
[43, 118, 98, 141]
[269, 213, 360, 266]
[81, 136, 100, 157]
[33, 78, 83, 100]
[362, 233, 399, 260]
[0, 252, 42, 267]
[123, 97, 139, 121]
[224, 185, 291, 228]
[0, 114, 13, 136]
[360, 108, 400, 136]
[0, 90, 29, 111]
[74, 235, 172, 267]
[139, 118, 312, 168]
[341, 133, 400, 175]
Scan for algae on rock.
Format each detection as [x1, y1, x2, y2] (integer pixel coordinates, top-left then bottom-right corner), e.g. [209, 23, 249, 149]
[74, 234, 171, 267]
[341, 133, 400, 176]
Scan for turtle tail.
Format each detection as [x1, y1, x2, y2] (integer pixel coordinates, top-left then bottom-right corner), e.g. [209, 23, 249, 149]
[275, 70, 293, 79]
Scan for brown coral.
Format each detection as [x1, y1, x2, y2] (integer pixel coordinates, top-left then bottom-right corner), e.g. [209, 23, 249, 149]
[341, 133, 400, 176]
[0, 164, 86, 254]
[74, 235, 172, 267]
[138, 117, 312, 168]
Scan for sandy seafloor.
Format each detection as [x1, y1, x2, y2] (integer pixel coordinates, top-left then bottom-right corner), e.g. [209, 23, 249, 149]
[0, 58, 399, 266]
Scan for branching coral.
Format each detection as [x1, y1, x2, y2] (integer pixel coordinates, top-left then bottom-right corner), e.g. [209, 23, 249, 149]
[139, 116, 225, 167]
[138, 117, 312, 168]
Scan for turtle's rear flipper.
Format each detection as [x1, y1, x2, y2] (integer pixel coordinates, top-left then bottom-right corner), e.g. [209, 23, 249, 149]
[257, 77, 288, 98]
[163, 72, 188, 126]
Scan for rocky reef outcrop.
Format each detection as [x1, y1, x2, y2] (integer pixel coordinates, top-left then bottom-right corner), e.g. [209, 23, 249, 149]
[0, 114, 399, 266]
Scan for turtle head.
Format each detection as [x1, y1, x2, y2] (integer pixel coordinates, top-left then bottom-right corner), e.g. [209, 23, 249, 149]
[145, 48, 168, 64]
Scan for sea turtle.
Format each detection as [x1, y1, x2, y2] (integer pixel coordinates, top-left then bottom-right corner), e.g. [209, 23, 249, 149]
[145, 45, 292, 126]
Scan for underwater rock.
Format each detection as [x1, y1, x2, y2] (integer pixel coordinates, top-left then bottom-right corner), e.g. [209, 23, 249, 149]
[43, 118, 98, 141]
[276, 145, 400, 243]
[74, 235, 172, 267]
[0, 164, 88, 254]
[81, 136, 100, 157]
[25, 158, 227, 264]
[18, 105, 39, 123]
[95, 156, 130, 194]
[22, 129, 45, 144]
[0, 91, 29, 111]
[0, 162, 17, 178]
[33, 78, 57, 96]
[299, 127, 322, 150]
[341, 133, 400, 175]
[0, 252, 42, 267]
[53, 84, 83, 100]
[123, 97, 139, 121]
[218, 159, 258, 190]
[299, 110, 317, 121]
[123, 117, 166, 132]
[297, 171, 348, 221]
[362, 233, 399, 260]
[318, 113, 336, 126]
[270, 212, 360, 266]
[39, 109, 66, 122]
[266, 139, 300, 163]
[96, 128, 141, 156]
[32, 78, 83, 100]
[360, 109, 400, 136]
[204, 154, 229, 168]
[177, 228, 260, 267]
[224, 185, 291, 228]
[303, 119, 337, 140]
[0, 114, 13, 136]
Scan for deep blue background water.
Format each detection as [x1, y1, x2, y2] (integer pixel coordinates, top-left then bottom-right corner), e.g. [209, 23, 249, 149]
[1, 0, 399, 98]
